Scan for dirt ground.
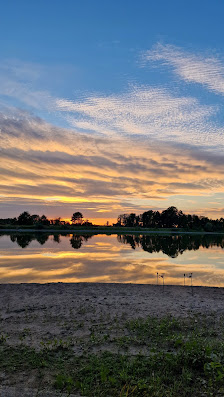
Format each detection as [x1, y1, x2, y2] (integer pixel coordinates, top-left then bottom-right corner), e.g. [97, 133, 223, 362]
[1, 283, 224, 350]
[1, 282, 224, 396]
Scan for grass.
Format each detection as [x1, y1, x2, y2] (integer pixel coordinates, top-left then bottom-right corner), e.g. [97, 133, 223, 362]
[1, 315, 224, 396]
[1, 225, 224, 235]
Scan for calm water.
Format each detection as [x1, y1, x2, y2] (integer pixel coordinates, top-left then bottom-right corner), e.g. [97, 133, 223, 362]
[0, 233, 224, 286]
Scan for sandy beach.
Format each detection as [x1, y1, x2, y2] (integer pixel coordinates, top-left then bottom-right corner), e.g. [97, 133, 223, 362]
[1, 283, 224, 396]
[1, 283, 224, 349]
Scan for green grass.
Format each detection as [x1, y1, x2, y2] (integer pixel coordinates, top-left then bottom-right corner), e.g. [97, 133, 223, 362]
[1, 315, 224, 396]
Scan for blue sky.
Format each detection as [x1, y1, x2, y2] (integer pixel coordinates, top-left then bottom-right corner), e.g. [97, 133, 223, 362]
[1, 1, 224, 223]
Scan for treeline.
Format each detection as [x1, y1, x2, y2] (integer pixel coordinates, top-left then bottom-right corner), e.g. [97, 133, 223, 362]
[116, 206, 224, 231]
[1, 207, 224, 232]
[0, 211, 93, 228]
[0, 212, 65, 228]
[0, 213, 50, 227]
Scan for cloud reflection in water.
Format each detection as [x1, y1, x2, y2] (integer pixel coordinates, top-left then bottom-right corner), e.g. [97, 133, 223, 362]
[0, 233, 224, 286]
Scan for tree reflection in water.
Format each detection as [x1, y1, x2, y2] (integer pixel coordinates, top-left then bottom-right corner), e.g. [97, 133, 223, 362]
[10, 234, 37, 248]
[2, 233, 224, 257]
[3, 233, 93, 249]
[70, 234, 92, 249]
[117, 234, 224, 258]
[9, 233, 50, 248]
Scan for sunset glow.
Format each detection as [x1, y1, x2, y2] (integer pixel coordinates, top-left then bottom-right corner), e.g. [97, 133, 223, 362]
[0, 1, 224, 222]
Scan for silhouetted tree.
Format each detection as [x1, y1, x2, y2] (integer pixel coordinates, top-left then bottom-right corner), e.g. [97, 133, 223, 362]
[17, 212, 33, 226]
[160, 206, 180, 228]
[53, 217, 62, 226]
[71, 212, 83, 225]
[141, 210, 154, 228]
[204, 222, 213, 232]
[119, 206, 224, 232]
[40, 215, 50, 226]
[31, 214, 40, 224]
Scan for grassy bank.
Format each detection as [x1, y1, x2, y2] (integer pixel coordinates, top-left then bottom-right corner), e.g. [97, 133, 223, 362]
[1, 225, 224, 235]
[1, 314, 224, 396]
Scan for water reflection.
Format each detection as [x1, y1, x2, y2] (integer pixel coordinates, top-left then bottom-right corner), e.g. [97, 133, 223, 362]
[4, 232, 224, 256]
[7, 233, 92, 249]
[0, 233, 224, 286]
[70, 234, 92, 249]
[117, 234, 224, 257]
[10, 233, 50, 248]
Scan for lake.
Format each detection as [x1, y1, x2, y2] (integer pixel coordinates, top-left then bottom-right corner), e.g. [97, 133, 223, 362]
[0, 232, 224, 286]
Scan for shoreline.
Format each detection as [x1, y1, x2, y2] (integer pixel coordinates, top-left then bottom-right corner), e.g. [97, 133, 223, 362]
[0, 281, 223, 288]
[1, 282, 224, 323]
[1, 228, 224, 235]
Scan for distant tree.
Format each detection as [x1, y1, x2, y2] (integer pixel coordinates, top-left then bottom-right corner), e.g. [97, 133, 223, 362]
[71, 212, 83, 225]
[161, 206, 180, 228]
[17, 211, 33, 225]
[53, 217, 62, 226]
[82, 220, 93, 227]
[204, 222, 213, 232]
[0, 217, 17, 225]
[117, 214, 128, 227]
[141, 210, 154, 228]
[191, 215, 201, 230]
[116, 206, 224, 231]
[126, 213, 139, 227]
[40, 215, 50, 226]
[199, 216, 210, 229]
[31, 214, 40, 224]
[116, 215, 122, 226]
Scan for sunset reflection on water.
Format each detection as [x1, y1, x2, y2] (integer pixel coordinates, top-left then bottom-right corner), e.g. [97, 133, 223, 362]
[0, 233, 224, 286]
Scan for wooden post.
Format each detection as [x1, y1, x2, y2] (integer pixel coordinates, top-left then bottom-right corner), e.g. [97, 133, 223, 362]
[189, 273, 193, 295]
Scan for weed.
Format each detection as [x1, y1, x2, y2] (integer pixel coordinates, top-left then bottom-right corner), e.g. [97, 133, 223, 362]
[0, 333, 8, 344]
[54, 373, 74, 393]
[1, 315, 224, 396]
[40, 337, 72, 351]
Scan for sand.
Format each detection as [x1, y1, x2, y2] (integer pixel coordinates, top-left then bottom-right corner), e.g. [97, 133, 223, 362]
[1, 282, 224, 350]
[1, 282, 224, 396]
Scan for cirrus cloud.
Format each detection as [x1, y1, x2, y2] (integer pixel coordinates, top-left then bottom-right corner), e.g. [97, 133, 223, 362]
[144, 43, 224, 96]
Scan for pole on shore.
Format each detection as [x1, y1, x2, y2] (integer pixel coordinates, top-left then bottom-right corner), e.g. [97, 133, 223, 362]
[159, 274, 164, 292]
[189, 273, 193, 295]
[157, 273, 165, 292]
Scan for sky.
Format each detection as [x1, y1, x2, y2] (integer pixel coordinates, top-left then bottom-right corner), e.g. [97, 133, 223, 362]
[1, 0, 224, 224]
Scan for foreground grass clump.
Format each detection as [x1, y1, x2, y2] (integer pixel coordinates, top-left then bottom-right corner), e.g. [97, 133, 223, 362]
[1, 315, 224, 396]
